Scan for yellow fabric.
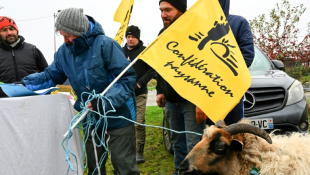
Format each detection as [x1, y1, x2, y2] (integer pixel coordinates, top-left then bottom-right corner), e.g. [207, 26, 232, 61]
[138, 0, 251, 123]
[113, 0, 134, 45]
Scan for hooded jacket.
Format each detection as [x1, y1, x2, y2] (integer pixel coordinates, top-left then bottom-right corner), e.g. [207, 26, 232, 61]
[22, 16, 137, 130]
[123, 41, 156, 96]
[219, 0, 254, 67]
[0, 36, 48, 83]
[156, 0, 254, 104]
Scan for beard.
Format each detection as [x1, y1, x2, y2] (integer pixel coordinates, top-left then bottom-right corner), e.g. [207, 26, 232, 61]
[162, 11, 183, 29]
[2, 34, 18, 45]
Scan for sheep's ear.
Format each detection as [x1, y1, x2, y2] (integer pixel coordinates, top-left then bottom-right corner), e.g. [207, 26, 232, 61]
[231, 139, 243, 152]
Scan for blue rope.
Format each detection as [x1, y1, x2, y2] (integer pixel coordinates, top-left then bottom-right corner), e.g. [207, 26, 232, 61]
[251, 166, 260, 175]
[63, 90, 202, 174]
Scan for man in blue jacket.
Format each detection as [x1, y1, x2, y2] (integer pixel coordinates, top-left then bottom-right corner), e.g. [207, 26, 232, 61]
[21, 8, 139, 175]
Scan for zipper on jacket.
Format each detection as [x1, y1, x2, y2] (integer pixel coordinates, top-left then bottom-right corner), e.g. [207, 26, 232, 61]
[84, 69, 90, 90]
[11, 50, 19, 81]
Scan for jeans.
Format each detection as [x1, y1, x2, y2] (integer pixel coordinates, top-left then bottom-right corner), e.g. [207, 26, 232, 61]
[165, 100, 205, 174]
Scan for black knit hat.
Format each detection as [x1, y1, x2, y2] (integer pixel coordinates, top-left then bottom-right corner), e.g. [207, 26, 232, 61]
[125, 25, 140, 40]
[159, 0, 187, 13]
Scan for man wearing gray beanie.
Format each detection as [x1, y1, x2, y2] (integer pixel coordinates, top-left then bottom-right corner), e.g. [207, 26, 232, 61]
[55, 8, 89, 37]
[21, 7, 139, 175]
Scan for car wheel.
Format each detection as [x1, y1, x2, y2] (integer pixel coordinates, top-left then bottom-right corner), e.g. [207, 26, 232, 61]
[162, 107, 173, 154]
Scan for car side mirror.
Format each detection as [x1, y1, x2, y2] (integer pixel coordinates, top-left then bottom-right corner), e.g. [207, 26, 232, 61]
[271, 60, 284, 70]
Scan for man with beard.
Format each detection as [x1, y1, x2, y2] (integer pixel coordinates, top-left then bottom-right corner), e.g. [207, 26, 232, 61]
[156, 1, 206, 174]
[0, 16, 48, 97]
[122, 25, 156, 164]
[156, 0, 254, 174]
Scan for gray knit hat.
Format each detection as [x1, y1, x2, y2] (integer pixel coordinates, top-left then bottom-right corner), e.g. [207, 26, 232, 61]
[55, 8, 89, 36]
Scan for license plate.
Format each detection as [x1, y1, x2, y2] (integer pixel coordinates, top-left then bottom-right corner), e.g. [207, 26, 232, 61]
[250, 118, 273, 129]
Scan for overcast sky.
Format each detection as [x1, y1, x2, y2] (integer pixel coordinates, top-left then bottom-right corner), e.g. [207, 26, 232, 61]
[1, 0, 309, 64]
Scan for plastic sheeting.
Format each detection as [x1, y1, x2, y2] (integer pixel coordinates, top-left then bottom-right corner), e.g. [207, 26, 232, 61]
[0, 94, 83, 175]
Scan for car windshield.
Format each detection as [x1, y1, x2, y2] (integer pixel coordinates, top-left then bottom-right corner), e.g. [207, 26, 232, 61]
[248, 47, 272, 71]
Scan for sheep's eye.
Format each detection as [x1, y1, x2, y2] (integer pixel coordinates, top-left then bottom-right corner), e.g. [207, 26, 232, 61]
[208, 133, 227, 155]
[213, 144, 227, 154]
[216, 145, 224, 151]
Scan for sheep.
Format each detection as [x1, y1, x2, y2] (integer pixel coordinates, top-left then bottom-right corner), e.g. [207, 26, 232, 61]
[178, 120, 310, 175]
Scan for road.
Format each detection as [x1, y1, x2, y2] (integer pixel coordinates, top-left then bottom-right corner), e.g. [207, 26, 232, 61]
[305, 92, 310, 100]
[146, 90, 157, 106]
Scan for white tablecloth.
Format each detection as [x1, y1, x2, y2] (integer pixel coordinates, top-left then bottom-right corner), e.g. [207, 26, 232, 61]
[0, 94, 83, 175]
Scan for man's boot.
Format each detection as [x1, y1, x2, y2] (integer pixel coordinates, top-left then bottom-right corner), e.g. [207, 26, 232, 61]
[136, 144, 145, 163]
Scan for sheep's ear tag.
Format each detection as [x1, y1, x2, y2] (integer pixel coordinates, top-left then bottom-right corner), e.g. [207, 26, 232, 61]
[231, 139, 243, 152]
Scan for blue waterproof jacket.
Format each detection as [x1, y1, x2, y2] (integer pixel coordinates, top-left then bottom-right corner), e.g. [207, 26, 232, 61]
[22, 16, 137, 130]
[219, 0, 254, 67]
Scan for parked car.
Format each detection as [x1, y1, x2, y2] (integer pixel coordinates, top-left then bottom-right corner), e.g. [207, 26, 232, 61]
[163, 45, 309, 153]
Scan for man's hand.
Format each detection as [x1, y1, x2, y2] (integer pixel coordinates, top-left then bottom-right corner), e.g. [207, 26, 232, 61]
[196, 106, 207, 124]
[86, 102, 94, 110]
[87, 98, 103, 111]
[13, 81, 25, 86]
[156, 94, 165, 107]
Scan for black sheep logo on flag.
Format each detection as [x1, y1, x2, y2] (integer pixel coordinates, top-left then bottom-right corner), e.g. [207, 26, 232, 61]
[189, 16, 239, 76]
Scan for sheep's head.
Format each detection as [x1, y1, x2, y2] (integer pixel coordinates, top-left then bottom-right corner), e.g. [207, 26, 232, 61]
[178, 120, 272, 175]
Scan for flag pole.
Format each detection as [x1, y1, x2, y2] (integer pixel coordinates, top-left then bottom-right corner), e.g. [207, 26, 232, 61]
[63, 58, 138, 137]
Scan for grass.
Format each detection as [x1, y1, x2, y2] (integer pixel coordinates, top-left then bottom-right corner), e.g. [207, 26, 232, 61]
[147, 79, 157, 91]
[304, 75, 310, 81]
[59, 79, 157, 92]
[83, 106, 175, 175]
[57, 84, 72, 92]
[58, 80, 157, 94]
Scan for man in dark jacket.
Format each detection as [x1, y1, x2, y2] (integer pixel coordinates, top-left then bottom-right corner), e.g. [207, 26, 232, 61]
[157, 1, 206, 174]
[21, 8, 139, 175]
[123, 25, 156, 164]
[156, 0, 254, 174]
[0, 16, 48, 97]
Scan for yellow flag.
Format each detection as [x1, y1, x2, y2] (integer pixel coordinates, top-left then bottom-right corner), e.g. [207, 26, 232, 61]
[114, 0, 134, 45]
[138, 0, 251, 123]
